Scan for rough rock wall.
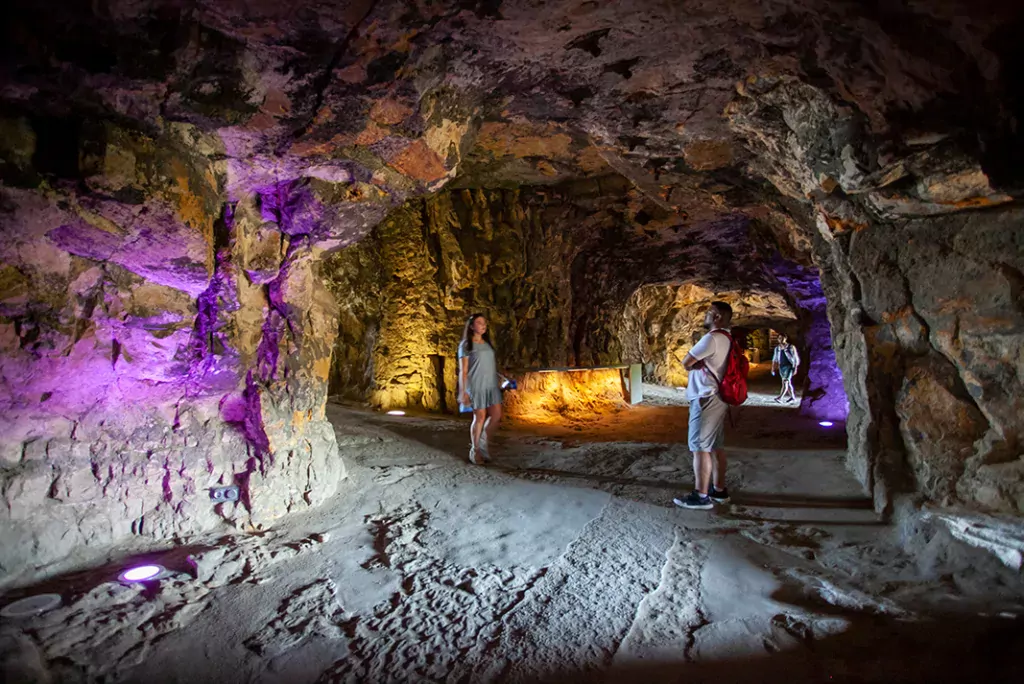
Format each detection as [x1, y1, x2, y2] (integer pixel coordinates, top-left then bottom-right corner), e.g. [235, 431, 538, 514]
[816, 207, 1023, 513]
[321, 238, 382, 402]
[0, 124, 347, 586]
[324, 187, 577, 412]
[503, 369, 628, 423]
[730, 75, 1023, 514]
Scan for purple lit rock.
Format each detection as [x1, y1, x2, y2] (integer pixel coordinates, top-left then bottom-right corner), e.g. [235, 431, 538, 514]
[794, 291, 850, 423]
[0, 151, 347, 585]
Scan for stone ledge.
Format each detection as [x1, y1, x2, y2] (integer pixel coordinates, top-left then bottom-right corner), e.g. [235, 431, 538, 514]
[904, 503, 1024, 573]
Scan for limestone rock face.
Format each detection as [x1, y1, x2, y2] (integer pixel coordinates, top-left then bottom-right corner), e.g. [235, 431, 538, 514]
[0, 125, 347, 585]
[812, 205, 1024, 514]
[324, 187, 578, 412]
[503, 369, 628, 423]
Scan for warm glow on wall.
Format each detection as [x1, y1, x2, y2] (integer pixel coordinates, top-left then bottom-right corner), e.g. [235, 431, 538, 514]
[503, 368, 629, 424]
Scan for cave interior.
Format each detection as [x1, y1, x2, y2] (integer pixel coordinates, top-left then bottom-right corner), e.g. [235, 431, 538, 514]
[1, 0, 1024, 681]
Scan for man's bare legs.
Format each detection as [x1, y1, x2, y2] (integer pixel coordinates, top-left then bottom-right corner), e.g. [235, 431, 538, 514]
[782, 377, 796, 402]
[694, 448, 727, 495]
[712, 449, 726, 490]
[693, 450, 712, 495]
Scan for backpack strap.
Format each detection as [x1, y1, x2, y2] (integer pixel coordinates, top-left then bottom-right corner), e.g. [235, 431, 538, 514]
[707, 329, 738, 426]
[703, 329, 733, 388]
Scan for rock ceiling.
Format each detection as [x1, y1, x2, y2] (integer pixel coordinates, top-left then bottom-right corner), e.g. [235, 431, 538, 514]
[4, 0, 1021, 249]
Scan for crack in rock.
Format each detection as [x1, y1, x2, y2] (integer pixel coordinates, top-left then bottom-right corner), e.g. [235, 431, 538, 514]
[371, 463, 446, 486]
[190, 531, 329, 586]
[613, 527, 710, 664]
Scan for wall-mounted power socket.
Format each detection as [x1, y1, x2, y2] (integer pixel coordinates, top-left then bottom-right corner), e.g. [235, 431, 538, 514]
[209, 485, 240, 502]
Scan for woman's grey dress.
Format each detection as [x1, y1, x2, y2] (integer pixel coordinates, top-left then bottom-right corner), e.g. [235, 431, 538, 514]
[458, 340, 502, 410]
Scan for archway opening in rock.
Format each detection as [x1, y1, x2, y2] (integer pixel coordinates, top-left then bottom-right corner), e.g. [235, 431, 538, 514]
[321, 177, 852, 452]
[618, 283, 813, 407]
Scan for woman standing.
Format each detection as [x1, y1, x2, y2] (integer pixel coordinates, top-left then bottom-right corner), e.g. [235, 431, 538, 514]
[458, 313, 503, 464]
[772, 334, 800, 404]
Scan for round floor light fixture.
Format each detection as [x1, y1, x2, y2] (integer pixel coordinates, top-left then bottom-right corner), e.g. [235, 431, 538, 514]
[818, 421, 834, 427]
[386, 410, 406, 416]
[1, 594, 62, 619]
[118, 564, 166, 583]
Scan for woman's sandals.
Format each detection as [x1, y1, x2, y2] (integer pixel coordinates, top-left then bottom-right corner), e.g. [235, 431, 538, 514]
[469, 439, 492, 465]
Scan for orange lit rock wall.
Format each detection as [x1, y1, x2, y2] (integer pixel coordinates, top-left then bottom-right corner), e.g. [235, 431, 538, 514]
[503, 369, 628, 424]
[324, 187, 578, 412]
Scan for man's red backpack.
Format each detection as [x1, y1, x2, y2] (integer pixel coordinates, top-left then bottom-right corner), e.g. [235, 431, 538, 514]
[706, 329, 749, 406]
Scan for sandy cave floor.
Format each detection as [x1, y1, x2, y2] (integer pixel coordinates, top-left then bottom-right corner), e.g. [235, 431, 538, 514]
[3, 372, 1024, 683]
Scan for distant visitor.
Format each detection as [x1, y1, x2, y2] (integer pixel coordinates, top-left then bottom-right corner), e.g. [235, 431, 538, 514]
[674, 301, 743, 510]
[772, 334, 800, 404]
[458, 313, 505, 465]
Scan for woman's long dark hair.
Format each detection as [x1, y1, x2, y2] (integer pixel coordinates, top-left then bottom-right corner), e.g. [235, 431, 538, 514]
[461, 313, 492, 353]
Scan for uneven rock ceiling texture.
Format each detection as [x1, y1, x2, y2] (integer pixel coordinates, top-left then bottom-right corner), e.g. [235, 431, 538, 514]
[1, 0, 1023, 582]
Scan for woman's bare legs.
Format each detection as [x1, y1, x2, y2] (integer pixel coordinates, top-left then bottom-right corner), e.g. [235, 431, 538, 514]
[470, 408, 487, 463]
[482, 403, 502, 459]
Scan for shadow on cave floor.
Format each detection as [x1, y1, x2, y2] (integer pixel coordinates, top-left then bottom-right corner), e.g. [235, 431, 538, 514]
[336, 398, 869, 524]
[534, 614, 1024, 684]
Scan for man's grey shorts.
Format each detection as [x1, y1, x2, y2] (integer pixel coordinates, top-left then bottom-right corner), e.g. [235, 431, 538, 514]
[688, 394, 727, 452]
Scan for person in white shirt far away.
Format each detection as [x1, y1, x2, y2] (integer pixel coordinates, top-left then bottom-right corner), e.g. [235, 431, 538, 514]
[772, 334, 801, 404]
[673, 301, 734, 510]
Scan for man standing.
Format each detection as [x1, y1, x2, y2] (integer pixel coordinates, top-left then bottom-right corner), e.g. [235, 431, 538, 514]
[674, 301, 733, 510]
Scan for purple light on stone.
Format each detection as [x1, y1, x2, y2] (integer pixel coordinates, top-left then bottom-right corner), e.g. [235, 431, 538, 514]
[242, 370, 271, 455]
[304, 164, 354, 183]
[766, 254, 850, 423]
[256, 310, 282, 382]
[119, 564, 164, 582]
[819, 421, 834, 427]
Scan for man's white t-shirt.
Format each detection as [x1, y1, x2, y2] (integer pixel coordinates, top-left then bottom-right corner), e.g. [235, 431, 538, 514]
[685, 329, 732, 401]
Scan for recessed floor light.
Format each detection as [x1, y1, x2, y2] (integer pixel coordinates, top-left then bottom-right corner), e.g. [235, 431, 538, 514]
[118, 564, 165, 583]
[819, 421, 834, 427]
[387, 410, 406, 416]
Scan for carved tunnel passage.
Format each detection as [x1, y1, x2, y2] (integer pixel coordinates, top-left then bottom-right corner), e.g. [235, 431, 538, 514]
[1, 2, 1023, 680]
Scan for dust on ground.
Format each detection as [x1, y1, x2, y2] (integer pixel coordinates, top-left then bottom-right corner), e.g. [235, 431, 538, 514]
[3, 382, 1023, 683]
